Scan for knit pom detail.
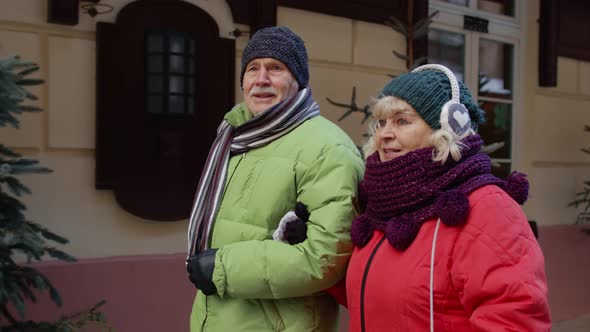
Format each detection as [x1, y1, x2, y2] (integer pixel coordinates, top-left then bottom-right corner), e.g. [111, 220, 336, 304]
[385, 217, 421, 250]
[436, 190, 469, 226]
[505, 171, 529, 205]
[351, 216, 373, 247]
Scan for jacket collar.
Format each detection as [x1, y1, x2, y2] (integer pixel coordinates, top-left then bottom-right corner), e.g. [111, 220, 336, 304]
[224, 103, 252, 127]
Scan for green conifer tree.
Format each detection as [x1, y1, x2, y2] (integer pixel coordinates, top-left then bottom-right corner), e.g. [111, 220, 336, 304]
[0, 56, 109, 331]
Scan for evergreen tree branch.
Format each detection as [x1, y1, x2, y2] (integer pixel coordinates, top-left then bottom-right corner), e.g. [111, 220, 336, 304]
[0, 54, 109, 331]
[0, 145, 20, 158]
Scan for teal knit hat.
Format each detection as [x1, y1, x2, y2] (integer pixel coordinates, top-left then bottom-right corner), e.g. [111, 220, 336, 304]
[379, 68, 485, 130]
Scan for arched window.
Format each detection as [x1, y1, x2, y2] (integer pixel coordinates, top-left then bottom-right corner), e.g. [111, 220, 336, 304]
[145, 31, 196, 116]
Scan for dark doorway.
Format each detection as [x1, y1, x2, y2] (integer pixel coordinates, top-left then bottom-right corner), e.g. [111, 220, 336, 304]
[96, 0, 235, 221]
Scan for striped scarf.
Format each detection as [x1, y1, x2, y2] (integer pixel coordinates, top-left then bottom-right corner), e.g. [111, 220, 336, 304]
[187, 87, 320, 258]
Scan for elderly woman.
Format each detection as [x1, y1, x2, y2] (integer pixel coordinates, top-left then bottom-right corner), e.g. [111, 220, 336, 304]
[340, 64, 551, 331]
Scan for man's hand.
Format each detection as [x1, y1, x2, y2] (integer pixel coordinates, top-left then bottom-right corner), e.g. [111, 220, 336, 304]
[186, 248, 218, 295]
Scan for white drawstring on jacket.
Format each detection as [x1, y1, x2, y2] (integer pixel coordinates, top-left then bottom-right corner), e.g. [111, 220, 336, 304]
[429, 218, 441, 332]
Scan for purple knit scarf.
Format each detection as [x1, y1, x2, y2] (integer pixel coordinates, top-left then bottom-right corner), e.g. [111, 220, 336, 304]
[350, 135, 529, 250]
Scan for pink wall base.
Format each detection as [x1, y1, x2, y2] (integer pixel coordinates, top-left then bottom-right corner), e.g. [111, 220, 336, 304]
[9, 224, 590, 330]
[19, 254, 195, 331]
[538, 225, 590, 322]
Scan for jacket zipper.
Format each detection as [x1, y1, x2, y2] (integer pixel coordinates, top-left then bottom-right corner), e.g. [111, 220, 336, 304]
[360, 236, 386, 332]
[224, 153, 245, 188]
[200, 293, 208, 331]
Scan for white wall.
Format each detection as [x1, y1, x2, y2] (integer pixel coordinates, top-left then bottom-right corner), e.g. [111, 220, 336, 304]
[522, 0, 590, 226]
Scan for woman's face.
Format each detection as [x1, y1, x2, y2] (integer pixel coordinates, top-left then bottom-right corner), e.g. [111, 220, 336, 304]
[374, 101, 433, 162]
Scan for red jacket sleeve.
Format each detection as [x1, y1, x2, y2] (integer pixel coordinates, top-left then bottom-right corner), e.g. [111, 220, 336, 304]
[325, 278, 348, 308]
[450, 187, 551, 331]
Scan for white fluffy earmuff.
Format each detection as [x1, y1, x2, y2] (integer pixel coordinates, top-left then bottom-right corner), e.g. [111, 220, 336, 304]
[411, 64, 473, 140]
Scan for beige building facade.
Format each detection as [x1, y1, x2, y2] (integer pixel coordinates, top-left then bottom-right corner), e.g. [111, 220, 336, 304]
[0, 0, 588, 330]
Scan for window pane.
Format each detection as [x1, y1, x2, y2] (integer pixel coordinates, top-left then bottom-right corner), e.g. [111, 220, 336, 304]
[439, 0, 468, 6]
[147, 55, 163, 73]
[188, 78, 195, 96]
[189, 40, 196, 55]
[148, 75, 163, 93]
[478, 101, 511, 159]
[428, 29, 465, 82]
[169, 96, 185, 114]
[147, 95, 163, 114]
[170, 34, 185, 53]
[169, 75, 185, 94]
[145, 30, 195, 116]
[479, 39, 513, 99]
[146, 33, 163, 53]
[491, 162, 511, 180]
[187, 97, 194, 115]
[169, 55, 185, 73]
[189, 58, 195, 74]
[477, 0, 515, 17]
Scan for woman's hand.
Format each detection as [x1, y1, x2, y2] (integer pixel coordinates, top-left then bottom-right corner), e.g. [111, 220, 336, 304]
[272, 202, 309, 244]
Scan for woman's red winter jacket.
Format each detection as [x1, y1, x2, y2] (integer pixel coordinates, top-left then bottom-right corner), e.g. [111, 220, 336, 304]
[340, 185, 551, 332]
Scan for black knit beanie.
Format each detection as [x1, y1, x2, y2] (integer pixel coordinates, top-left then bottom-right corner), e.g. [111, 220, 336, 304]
[240, 26, 309, 89]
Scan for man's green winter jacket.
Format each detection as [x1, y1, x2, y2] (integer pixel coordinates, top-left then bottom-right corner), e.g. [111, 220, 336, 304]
[190, 103, 364, 331]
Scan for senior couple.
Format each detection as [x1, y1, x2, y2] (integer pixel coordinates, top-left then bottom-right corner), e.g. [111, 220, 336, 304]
[185, 26, 551, 331]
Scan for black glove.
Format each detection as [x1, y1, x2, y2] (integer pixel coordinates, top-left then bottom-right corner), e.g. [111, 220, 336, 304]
[284, 202, 309, 245]
[186, 248, 218, 295]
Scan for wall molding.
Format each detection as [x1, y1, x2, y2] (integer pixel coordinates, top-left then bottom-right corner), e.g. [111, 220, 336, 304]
[0, 20, 95, 39]
[532, 161, 590, 168]
[536, 89, 590, 102]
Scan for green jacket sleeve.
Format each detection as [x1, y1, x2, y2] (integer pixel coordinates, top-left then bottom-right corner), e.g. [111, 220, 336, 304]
[211, 144, 364, 299]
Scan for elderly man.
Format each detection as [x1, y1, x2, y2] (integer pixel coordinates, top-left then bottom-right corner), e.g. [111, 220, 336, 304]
[186, 26, 364, 331]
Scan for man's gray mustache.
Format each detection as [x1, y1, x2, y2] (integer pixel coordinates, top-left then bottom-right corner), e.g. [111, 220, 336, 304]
[249, 87, 277, 96]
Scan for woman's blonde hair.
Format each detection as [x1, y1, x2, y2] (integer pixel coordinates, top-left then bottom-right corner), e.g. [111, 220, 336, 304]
[363, 96, 475, 164]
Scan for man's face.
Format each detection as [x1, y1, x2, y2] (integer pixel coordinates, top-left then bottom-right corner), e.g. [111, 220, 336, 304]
[242, 58, 300, 115]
